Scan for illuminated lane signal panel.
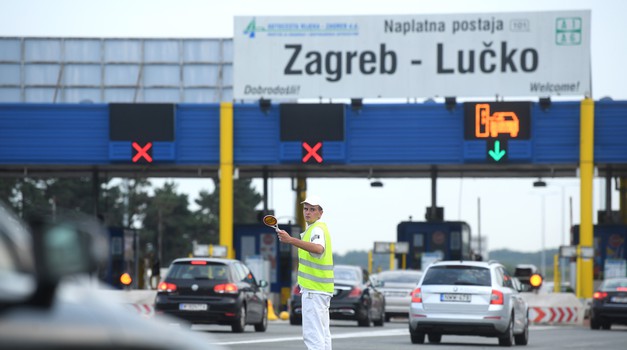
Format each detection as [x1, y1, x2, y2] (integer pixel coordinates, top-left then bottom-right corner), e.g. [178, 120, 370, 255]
[108, 104, 176, 164]
[463, 102, 531, 163]
[279, 104, 346, 164]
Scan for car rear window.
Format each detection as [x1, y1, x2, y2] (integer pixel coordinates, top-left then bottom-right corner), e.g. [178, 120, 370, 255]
[422, 265, 491, 286]
[378, 272, 422, 283]
[168, 262, 229, 281]
[601, 278, 627, 291]
[334, 268, 359, 282]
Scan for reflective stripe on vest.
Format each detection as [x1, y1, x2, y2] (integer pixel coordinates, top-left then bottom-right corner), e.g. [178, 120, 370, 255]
[297, 221, 334, 293]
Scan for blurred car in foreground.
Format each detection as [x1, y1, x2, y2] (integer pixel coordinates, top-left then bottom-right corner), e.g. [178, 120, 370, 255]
[0, 200, 222, 349]
[290, 264, 385, 327]
[409, 260, 529, 346]
[154, 257, 268, 333]
[590, 277, 627, 330]
[371, 269, 422, 321]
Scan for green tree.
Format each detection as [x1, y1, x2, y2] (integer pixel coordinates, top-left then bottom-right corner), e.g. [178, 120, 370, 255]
[142, 181, 197, 265]
[195, 178, 263, 224]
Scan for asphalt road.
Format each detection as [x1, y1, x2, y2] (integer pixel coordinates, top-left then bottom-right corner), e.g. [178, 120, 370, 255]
[189, 319, 627, 350]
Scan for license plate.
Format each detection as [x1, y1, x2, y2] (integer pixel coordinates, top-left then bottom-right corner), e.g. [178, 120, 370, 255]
[179, 303, 208, 311]
[611, 296, 627, 303]
[386, 291, 408, 297]
[441, 293, 471, 302]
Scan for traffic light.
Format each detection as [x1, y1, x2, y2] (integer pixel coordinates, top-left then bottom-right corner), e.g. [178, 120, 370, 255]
[529, 273, 543, 289]
[120, 272, 133, 287]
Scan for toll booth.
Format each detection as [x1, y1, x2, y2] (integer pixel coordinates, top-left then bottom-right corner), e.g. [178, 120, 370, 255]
[397, 221, 472, 270]
[572, 224, 627, 280]
[234, 224, 297, 297]
[102, 227, 139, 289]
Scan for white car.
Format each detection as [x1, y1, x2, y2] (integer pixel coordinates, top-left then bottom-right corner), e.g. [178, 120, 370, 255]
[372, 269, 422, 321]
[409, 260, 529, 346]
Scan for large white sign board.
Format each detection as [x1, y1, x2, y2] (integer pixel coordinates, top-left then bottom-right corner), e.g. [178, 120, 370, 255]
[234, 11, 590, 100]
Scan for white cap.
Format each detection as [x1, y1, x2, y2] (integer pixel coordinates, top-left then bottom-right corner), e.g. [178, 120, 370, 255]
[301, 195, 324, 210]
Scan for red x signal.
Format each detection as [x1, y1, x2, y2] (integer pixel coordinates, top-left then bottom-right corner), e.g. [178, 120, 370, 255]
[302, 142, 322, 163]
[132, 142, 153, 163]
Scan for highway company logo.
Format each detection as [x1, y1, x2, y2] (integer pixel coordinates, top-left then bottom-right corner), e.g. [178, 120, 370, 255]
[243, 17, 358, 39]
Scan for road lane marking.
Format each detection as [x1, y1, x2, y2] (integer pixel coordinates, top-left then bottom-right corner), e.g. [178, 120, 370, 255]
[213, 328, 407, 345]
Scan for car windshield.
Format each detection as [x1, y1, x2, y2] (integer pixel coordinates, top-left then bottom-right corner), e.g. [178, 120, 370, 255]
[422, 265, 491, 286]
[168, 262, 229, 281]
[334, 268, 359, 282]
[377, 271, 422, 283]
[601, 278, 627, 291]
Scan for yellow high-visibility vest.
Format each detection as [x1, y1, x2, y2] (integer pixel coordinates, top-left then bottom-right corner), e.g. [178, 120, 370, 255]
[297, 221, 334, 293]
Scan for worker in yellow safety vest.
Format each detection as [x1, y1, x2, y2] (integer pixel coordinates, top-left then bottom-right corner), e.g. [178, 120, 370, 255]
[277, 195, 334, 350]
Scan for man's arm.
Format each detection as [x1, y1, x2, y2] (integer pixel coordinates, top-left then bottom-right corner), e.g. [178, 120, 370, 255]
[277, 229, 324, 255]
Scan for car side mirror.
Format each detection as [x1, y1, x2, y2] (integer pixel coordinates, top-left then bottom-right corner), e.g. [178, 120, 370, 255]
[24, 212, 109, 308]
[258, 280, 268, 288]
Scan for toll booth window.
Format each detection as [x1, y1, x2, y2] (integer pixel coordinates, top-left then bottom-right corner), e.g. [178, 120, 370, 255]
[450, 231, 461, 250]
[413, 233, 424, 248]
[462, 227, 471, 258]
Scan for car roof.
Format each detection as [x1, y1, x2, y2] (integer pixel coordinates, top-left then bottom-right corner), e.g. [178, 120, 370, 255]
[171, 257, 237, 265]
[429, 260, 501, 268]
[375, 269, 422, 275]
[334, 264, 362, 270]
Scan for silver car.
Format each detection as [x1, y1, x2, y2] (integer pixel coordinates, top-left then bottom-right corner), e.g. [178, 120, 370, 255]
[409, 260, 529, 346]
[372, 270, 422, 321]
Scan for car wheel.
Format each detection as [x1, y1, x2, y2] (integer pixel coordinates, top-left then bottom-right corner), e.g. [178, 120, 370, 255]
[498, 314, 514, 347]
[514, 317, 529, 346]
[409, 325, 425, 344]
[373, 310, 384, 327]
[289, 311, 302, 326]
[357, 308, 371, 327]
[384, 314, 391, 322]
[590, 316, 600, 330]
[601, 322, 611, 330]
[254, 304, 268, 332]
[428, 333, 442, 343]
[231, 305, 246, 333]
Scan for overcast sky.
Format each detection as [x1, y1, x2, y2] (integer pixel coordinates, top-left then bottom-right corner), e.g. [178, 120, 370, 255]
[1, 0, 625, 255]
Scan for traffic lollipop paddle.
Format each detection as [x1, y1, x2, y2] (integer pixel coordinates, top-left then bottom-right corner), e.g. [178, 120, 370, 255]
[262, 215, 280, 232]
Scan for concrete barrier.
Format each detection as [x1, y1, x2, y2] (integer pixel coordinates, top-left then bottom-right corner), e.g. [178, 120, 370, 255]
[520, 292, 584, 325]
[97, 289, 157, 318]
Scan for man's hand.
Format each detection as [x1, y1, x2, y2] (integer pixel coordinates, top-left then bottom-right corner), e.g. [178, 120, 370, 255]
[277, 229, 293, 244]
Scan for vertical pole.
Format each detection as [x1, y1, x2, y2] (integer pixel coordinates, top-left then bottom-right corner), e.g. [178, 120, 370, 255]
[579, 98, 594, 299]
[621, 178, 627, 224]
[554, 254, 560, 293]
[390, 243, 395, 270]
[477, 197, 482, 259]
[368, 250, 373, 274]
[295, 177, 307, 231]
[541, 195, 546, 277]
[220, 102, 234, 259]
[263, 168, 269, 211]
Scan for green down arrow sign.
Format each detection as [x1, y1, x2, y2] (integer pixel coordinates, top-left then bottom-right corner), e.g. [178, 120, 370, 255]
[488, 140, 507, 162]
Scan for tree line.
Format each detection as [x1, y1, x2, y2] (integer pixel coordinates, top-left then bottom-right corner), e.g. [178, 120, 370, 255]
[0, 177, 262, 265]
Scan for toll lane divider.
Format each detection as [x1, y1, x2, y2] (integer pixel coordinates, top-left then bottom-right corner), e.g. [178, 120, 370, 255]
[126, 303, 155, 318]
[520, 292, 584, 325]
[529, 306, 578, 324]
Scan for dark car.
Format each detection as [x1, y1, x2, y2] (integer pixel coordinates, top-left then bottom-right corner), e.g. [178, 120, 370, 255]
[289, 264, 385, 327]
[0, 200, 222, 350]
[154, 257, 269, 333]
[590, 277, 627, 330]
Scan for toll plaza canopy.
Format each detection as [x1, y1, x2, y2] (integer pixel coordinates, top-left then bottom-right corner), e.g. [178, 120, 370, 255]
[0, 100, 626, 179]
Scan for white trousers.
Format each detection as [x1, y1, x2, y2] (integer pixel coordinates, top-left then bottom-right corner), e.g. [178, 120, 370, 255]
[301, 291, 332, 350]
